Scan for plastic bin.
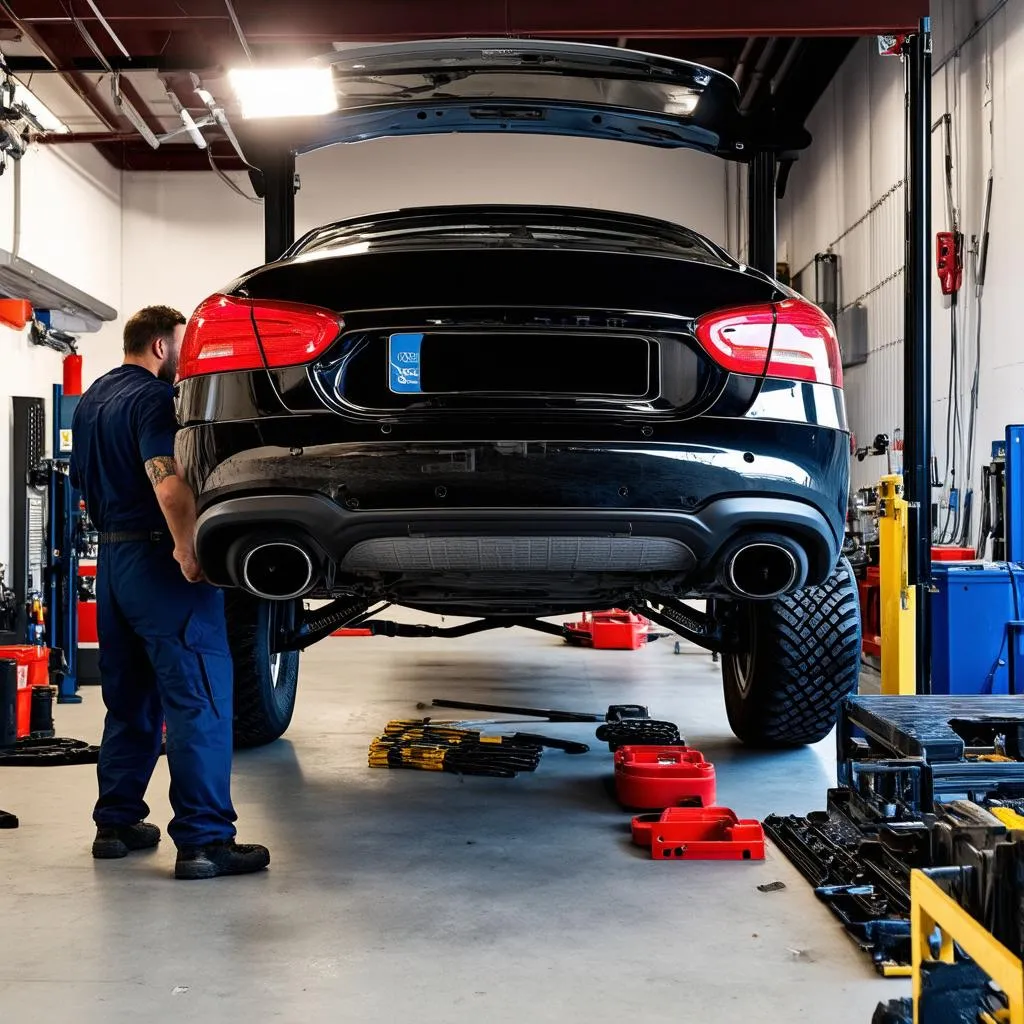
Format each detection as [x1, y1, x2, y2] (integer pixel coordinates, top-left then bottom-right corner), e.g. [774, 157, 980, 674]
[930, 562, 1024, 695]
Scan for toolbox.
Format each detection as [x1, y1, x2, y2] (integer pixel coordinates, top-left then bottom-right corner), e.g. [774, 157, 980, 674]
[929, 562, 1024, 695]
[614, 745, 716, 810]
[631, 807, 766, 861]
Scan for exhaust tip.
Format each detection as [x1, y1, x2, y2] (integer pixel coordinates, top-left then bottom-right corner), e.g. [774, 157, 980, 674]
[720, 535, 809, 599]
[240, 541, 315, 600]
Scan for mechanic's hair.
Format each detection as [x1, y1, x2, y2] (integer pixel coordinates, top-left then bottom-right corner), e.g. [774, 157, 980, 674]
[123, 305, 187, 356]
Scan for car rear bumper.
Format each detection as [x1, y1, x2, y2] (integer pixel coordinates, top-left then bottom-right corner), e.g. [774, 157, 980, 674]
[186, 430, 849, 594]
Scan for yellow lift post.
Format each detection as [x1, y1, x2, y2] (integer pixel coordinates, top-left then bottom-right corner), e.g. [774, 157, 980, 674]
[910, 869, 1024, 1023]
[876, 474, 917, 695]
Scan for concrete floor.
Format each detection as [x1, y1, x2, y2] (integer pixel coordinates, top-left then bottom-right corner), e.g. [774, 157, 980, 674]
[1, 621, 895, 1022]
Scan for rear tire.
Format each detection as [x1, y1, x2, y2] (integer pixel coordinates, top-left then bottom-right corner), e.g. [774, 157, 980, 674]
[224, 592, 301, 749]
[721, 557, 861, 747]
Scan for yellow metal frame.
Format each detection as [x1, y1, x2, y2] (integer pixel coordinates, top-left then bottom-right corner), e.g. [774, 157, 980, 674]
[911, 870, 1024, 1023]
[877, 474, 917, 695]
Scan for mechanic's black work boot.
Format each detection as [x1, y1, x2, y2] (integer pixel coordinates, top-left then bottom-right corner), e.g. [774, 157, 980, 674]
[92, 822, 162, 859]
[174, 841, 271, 880]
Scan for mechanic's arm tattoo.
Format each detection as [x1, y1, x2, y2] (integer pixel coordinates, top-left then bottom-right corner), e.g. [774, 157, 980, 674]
[144, 455, 177, 488]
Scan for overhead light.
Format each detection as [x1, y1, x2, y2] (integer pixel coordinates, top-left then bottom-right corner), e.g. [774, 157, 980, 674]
[227, 66, 337, 119]
[110, 75, 159, 149]
[7, 76, 69, 134]
[177, 107, 207, 149]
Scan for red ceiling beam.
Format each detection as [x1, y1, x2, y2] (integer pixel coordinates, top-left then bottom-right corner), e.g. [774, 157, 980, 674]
[8, 0, 928, 40]
[108, 141, 245, 172]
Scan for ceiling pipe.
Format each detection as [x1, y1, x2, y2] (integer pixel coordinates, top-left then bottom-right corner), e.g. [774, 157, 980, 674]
[739, 36, 780, 113]
[80, 0, 131, 59]
[224, 0, 255, 63]
[770, 38, 803, 94]
[731, 36, 758, 89]
[36, 131, 140, 143]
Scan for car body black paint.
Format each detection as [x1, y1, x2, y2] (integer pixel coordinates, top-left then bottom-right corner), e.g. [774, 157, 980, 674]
[176, 205, 850, 615]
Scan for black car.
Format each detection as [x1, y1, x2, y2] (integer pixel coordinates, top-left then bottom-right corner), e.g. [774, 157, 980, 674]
[175, 40, 860, 750]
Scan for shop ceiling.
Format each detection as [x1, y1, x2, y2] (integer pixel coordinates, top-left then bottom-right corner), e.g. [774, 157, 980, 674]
[0, 1, 928, 172]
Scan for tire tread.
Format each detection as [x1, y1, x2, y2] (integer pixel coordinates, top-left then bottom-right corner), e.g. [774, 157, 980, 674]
[225, 592, 299, 749]
[723, 558, 862, 746]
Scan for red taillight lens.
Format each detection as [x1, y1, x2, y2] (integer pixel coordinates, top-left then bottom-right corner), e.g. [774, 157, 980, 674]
[252, 300, 343, 368]
[693, 303, 775, 377]
[178, 294, 342, 381]
[694, 298, 842, 388]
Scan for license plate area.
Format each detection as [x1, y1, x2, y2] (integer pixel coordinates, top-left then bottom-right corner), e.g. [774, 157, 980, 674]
[388, 332, 654, 398]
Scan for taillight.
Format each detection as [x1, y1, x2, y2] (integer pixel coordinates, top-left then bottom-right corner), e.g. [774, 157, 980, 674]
[693, 297, 842, 388]
[178, 294, 342, 381]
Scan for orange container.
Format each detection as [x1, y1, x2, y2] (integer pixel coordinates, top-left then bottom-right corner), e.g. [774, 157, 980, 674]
[0, 645, 50, 738]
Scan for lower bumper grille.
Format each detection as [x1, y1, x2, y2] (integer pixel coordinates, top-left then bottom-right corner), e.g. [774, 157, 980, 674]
[339, 536, 695, 573]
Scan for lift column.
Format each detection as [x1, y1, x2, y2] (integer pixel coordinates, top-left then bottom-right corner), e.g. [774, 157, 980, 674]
[902, 20, 933, 695]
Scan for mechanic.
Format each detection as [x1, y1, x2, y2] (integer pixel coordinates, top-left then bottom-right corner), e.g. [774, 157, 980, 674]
[70, 305, 270, 881]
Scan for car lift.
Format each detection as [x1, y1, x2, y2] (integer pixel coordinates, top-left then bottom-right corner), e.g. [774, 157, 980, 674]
[7, 379, 88, 705]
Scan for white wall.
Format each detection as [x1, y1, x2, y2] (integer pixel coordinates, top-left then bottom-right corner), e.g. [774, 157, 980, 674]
[0, 143, 122, 571]
[777, 0, 1024, 547]
[120, 132, 727, 338]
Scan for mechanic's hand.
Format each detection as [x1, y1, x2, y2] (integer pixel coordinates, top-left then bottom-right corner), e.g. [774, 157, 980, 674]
[174, 547, 205, 583]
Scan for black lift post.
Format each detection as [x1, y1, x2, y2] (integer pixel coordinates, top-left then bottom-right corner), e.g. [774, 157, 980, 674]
[903, 19, 933, 694]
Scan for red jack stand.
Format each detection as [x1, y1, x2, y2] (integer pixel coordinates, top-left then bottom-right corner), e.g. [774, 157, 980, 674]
[563, 609, 652, 650]
[631, 807, 766, 861]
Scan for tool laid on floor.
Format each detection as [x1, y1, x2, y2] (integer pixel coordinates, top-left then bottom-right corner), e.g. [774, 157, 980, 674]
[596, 719, 682, 751]
[427, 698, 682, 752]
[428, 698, 650, 723]
[0, 736, 100, 765]
[368, 719, 562, 777]
[416, 718, 590, 754]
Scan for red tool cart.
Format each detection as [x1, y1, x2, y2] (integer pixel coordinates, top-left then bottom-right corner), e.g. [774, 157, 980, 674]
[77, 560, 101, 684]
[0, 644, 51, 739]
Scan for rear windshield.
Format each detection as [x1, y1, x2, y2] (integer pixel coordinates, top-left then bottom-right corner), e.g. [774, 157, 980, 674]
[292, 211, 731, 265]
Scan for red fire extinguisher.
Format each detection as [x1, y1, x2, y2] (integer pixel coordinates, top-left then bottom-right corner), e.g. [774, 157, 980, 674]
[63, 352, 83, 397]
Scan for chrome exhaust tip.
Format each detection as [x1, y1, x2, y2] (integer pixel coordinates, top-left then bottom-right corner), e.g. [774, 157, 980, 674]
[238, 540, 316, 600]
[720, 535, 809, 599]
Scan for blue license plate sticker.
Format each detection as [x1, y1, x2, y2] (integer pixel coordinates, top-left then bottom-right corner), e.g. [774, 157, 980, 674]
[388, 333, 423, 393]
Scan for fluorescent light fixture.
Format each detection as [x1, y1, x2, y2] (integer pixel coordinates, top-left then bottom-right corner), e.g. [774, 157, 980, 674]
[165, 89, 207, 149]
[177, 107, 207, 149]
[110, 75, 159, 149]
[228, 66, 337, 119]
[9, 77, 69, 134]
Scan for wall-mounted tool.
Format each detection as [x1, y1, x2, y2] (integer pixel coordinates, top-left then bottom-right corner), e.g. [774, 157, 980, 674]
[935, 230, 963, 295]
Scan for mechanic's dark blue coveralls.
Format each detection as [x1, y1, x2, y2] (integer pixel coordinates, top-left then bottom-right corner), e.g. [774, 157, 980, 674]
[70, 364, 237, 848]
